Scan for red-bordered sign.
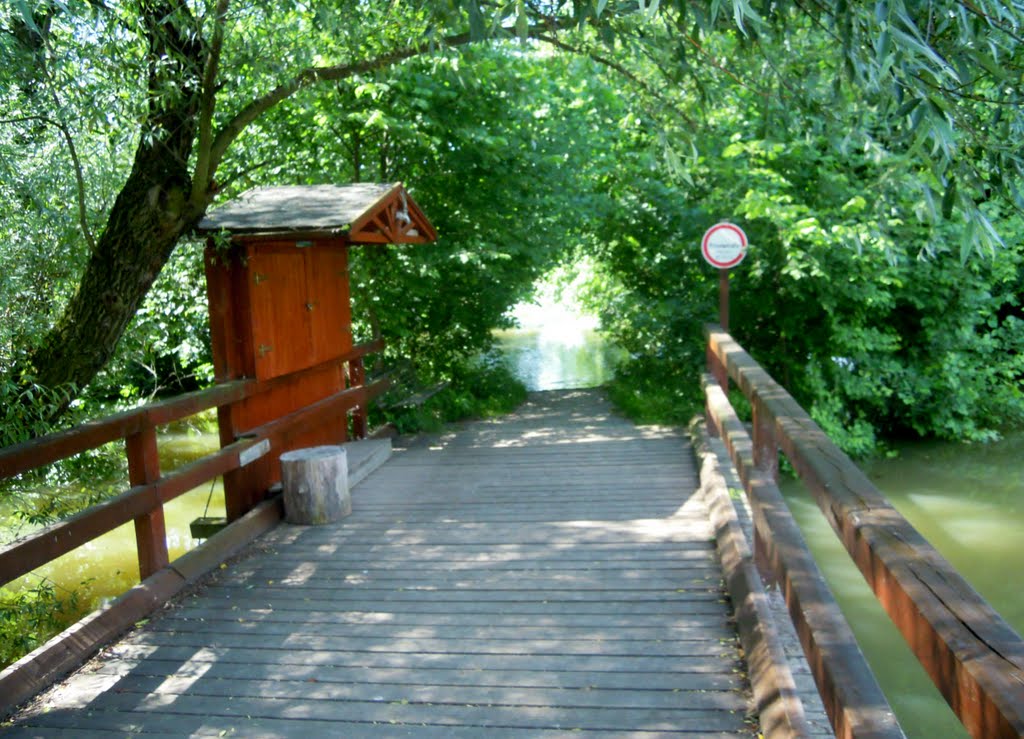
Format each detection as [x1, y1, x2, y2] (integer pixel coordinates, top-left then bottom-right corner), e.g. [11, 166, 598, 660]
[701, 223, 748, 269]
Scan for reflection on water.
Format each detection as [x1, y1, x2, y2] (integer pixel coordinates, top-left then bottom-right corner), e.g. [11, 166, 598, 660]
[2, 430, 225, 611]
[491, 327, 626, 391]
[781, 431, 1024, 739]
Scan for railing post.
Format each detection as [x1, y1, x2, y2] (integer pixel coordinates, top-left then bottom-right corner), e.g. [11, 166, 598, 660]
[350, 357, 368, 439]
[217, 404, 248, 522]
[126, 424, 168, 580]
[752, 399, 779, 482]
[706, 340, 728, 438]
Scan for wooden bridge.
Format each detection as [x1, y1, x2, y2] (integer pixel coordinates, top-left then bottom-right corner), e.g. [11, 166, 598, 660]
[2, 329, 1024, 737]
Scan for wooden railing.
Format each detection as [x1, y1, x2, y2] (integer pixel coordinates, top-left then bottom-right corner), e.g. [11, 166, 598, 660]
[703, 324, 1024, 739]
[0, 339, 389, 590]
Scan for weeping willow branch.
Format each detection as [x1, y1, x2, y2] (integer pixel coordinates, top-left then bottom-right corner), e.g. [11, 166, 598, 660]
[0, 114, 95, 253]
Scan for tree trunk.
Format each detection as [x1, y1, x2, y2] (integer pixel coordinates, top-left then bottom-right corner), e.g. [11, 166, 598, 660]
[25, 2, 207, 411]
[28, 147, 203, 395]
[280, 446, 351, 524]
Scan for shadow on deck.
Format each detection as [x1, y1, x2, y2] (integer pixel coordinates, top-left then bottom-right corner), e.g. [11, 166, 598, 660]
[7, 389, 766, 738]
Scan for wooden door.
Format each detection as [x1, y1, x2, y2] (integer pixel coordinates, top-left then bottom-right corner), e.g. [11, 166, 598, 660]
[306, 247, 352, 364]
[248, 247, 314, 381]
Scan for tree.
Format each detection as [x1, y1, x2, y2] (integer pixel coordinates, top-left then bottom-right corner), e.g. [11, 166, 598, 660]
[571, 35, 1024, 452]
[1, 0, 1022, 429]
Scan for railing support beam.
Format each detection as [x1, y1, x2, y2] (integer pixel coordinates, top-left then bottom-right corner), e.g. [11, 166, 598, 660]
[705, 323, 1024, 739]
[126, 425, 168, 580]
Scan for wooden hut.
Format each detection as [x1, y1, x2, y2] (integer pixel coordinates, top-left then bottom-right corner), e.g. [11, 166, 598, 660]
[196, 182, 436, 519]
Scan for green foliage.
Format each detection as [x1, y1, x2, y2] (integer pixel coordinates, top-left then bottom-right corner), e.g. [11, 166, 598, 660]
[2, 0, 1022, 451]
[0, 578, 89, 669]
[0, 372, 76, 448]
[605, 357, 702, 426]
[95, 246, 214, 401]
[374, 361, 528, 435]
[580, 105, 1024, 454]
[230, 45, 629, 388]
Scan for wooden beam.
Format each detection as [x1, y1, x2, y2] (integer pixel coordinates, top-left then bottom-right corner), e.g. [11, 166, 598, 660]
[705, 324, 1024, 738]
[692, 418, 814, 738]
[0, 341, 384, 483]
[703, 373, 902, 739]
[0, 438, 259, 587]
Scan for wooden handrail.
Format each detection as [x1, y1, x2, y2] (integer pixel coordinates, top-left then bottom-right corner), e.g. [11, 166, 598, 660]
[0, 437, 259, 584]
[0, 338, 385, 480]
[0, 339, 389, 591]
[703, 373, 901, 738]
[704, 323, 1024, 739]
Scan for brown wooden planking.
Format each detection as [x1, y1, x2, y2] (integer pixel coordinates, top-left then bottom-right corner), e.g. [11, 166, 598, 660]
[7, 389, 759, 736]
[0, 496, 282, 717]
[707, 325, 1024, 738]
[693, 418, 813, 738]
[704, 372, 900, 738]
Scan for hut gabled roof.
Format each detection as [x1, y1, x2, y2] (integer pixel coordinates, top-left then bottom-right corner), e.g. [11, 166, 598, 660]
[196, 182, 436, 244]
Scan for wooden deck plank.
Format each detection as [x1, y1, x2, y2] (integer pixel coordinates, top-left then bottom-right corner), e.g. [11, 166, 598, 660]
[48, 673, 750, 711]
[8, 389, 757, 737]
[29, 692, 751, 732]
[156, 607, 732, 631]
[88, 657, 746, 690]
[5, 711, 750, 738]
[101, 643, 743, 674]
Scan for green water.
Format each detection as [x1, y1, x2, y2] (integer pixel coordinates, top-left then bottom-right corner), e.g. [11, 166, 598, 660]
[491, 326, 626, 391]
[780, 433, 1024, 739]
[1, 429, 225, 607]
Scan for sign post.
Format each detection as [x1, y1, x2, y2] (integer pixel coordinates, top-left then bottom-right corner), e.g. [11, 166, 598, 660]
[700, 223, 748, 331]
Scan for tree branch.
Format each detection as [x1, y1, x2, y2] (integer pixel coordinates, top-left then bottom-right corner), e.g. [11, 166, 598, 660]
[535, 32, 697, 128]
[206, 30, 473, 178]
[190, 0, 231, 212]
[681, 33, 769, 98]
[2, 114, 96, 252]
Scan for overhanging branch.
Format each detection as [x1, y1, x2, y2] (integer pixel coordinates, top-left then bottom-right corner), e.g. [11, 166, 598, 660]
[190, 0, 232, 212]
[206, 30, 473, 177]
[2, 114, 96, 252]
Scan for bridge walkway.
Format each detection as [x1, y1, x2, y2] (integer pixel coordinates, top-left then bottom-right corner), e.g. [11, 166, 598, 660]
[7, 389, 757, 737]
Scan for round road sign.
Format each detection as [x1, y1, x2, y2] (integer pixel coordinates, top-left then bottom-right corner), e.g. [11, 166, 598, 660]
[701, 223, 748, 269]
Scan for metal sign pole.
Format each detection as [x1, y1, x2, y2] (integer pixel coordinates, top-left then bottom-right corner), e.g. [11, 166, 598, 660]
[701, 222, 746, 332]
[719, 268, 730, 331]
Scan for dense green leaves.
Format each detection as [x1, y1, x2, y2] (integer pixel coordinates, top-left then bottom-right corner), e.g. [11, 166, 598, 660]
[580, 108, 1024, 453]
[0, 0, 1022, 454]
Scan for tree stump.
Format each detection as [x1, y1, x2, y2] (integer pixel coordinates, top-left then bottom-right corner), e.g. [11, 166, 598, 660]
[279, 446, 350, 524]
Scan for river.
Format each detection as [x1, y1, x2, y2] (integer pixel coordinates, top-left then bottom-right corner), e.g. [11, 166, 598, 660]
[780, 434, 1024, 738]
[2, 321, 1021, 737]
